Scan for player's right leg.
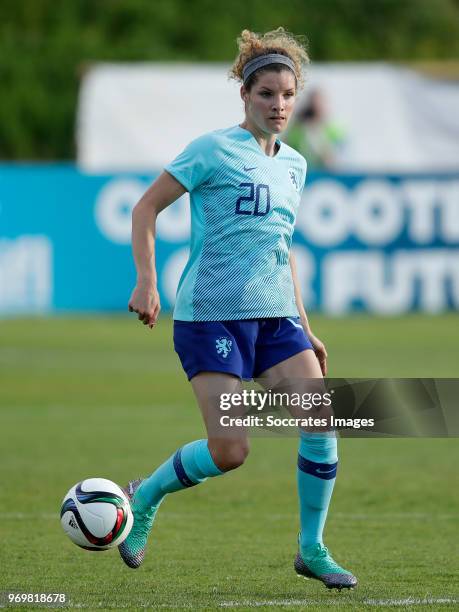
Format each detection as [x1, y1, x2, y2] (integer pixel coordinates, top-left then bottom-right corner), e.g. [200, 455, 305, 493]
[119, 371, 249, 568]
[256, 344, 357, 590]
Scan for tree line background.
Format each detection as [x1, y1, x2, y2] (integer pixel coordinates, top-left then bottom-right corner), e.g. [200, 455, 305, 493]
[2, 0, 459, 160]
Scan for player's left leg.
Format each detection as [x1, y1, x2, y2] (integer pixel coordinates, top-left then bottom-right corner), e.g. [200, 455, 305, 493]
[119, 437, 226, 568]
[119, 373, 245, 569]
[257, 347, 357, 590]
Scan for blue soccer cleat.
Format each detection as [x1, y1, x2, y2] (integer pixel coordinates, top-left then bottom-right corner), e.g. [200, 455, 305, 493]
[118, 479, 157, 569]
[294, 542, 357, 590]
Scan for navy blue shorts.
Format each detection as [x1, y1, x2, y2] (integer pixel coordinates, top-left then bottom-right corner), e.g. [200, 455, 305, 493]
[173, 317, 314, 381]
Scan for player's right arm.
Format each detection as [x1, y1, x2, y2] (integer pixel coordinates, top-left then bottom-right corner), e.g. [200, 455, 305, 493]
[129, 171, 187, 328]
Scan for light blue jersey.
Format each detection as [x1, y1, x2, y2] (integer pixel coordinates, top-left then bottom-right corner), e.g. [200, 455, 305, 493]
[165, 125, 307, 321]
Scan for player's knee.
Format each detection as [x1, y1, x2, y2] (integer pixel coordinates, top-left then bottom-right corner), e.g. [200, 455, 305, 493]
[209, 439, 250, 472]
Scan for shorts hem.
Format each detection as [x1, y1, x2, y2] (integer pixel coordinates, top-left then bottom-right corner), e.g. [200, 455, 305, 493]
[186, 366, 245, 382]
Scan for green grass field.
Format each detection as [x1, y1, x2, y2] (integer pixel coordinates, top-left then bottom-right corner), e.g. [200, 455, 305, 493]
[0, 315, 458, 611]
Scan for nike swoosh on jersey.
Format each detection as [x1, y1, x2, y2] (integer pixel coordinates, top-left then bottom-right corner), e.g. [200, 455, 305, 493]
[243, 166, 257, 171]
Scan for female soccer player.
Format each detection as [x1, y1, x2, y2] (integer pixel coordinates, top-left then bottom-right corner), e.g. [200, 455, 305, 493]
[119, 28, 357, 590]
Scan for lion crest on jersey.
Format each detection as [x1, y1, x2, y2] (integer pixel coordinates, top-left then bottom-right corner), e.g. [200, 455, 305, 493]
[216, 337, 232, 358]
[288, 168, 299, 191]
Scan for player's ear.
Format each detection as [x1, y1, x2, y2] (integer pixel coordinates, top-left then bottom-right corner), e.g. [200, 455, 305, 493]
[240, 85, 248, 103]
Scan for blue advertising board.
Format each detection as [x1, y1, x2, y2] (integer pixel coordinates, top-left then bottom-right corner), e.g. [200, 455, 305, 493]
[0, 165, 458, 315]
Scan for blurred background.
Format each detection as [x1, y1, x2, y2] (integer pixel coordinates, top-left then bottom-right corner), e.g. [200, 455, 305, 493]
[1, 0, 459, 316]
[1, 2, 458, 608]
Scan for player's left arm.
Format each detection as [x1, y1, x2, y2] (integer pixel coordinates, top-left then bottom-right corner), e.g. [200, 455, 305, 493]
[290, 251, 328, 376]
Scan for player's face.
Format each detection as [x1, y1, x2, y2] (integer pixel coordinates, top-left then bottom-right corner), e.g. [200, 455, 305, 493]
[242, 70, 297, 135]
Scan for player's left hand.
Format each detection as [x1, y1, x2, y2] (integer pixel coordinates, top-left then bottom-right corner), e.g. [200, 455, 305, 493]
[307, 331, 328, 377]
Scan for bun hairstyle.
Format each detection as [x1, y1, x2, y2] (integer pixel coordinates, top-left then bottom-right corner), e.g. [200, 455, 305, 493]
[229, 27, 310, 91]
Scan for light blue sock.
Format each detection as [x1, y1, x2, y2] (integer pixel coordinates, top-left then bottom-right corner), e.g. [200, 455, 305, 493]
[134, 439, 223, 511]
[297, 432, 338, 554]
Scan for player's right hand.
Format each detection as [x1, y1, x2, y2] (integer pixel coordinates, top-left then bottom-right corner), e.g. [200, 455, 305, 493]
[128, 285, 161, 329]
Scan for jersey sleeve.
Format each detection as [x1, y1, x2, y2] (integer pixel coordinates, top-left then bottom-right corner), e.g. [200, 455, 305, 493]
[299, 156, 308, 196]
[164, 133, 219, 192]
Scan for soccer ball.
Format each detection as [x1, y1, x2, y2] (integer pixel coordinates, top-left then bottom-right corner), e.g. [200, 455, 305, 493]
[60, 478, 133, 551]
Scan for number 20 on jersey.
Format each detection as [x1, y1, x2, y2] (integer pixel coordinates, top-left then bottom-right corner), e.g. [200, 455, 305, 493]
[236, 183, 271, 216]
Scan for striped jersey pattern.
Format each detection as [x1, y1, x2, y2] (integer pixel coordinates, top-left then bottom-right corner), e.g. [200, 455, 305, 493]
[165, 125, 307, 321]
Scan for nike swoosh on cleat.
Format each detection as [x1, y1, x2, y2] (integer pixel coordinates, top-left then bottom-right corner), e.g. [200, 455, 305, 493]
[244, 166, 257, 171]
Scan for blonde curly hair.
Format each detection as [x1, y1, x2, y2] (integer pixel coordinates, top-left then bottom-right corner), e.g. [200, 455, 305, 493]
[229, 27, 309, 91]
